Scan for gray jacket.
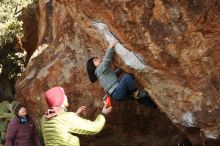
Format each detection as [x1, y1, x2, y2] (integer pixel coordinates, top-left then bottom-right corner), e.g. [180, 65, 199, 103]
[95, 48, 118, 94]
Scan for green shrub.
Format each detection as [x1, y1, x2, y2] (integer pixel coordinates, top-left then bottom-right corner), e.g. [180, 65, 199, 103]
[0, 101, 17, 145]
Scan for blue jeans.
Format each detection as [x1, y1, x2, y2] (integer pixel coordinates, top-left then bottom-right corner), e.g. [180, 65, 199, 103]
[111, 74, 136, 101]
[111, 74, 157, 109]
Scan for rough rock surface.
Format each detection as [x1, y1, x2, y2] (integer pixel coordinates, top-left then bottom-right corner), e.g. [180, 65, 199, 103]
[21, 3, 38, 61]
[17, 0, 220, 145]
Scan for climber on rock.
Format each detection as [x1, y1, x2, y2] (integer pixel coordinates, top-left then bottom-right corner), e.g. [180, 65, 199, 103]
[86, 39, 157, 109]
[42, 86, 112, 146]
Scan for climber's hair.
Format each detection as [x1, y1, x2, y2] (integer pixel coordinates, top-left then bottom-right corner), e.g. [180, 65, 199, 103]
[87, 57, 98, 83]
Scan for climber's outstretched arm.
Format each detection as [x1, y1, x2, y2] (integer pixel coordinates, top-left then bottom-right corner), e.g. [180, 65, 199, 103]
[101, 39, 118, 67]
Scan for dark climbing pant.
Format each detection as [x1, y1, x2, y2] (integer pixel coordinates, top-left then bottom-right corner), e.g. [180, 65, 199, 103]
[111, 73, 136, 101]
[111, 74, 157, 109]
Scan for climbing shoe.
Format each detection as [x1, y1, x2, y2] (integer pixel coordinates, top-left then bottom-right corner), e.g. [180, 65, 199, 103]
[137, 95, 157, 109]
[133, 90, 158, 109]
[133, 90, 149, 99]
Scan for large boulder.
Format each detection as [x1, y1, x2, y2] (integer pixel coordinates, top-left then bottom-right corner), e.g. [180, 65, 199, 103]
[16, 0, 220, 145]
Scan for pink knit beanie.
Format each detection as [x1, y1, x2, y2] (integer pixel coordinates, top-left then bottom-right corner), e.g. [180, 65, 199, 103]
[44, 86, 66, 108]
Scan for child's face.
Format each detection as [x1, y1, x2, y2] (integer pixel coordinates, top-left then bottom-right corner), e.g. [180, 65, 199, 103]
[93, 57, 101, 66]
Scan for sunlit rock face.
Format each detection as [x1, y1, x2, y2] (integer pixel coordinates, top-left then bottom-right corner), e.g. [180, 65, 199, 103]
[17, 0, 220, 145]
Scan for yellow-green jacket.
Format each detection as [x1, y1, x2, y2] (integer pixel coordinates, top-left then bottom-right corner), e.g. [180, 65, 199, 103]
[41, 112, 105, 146]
